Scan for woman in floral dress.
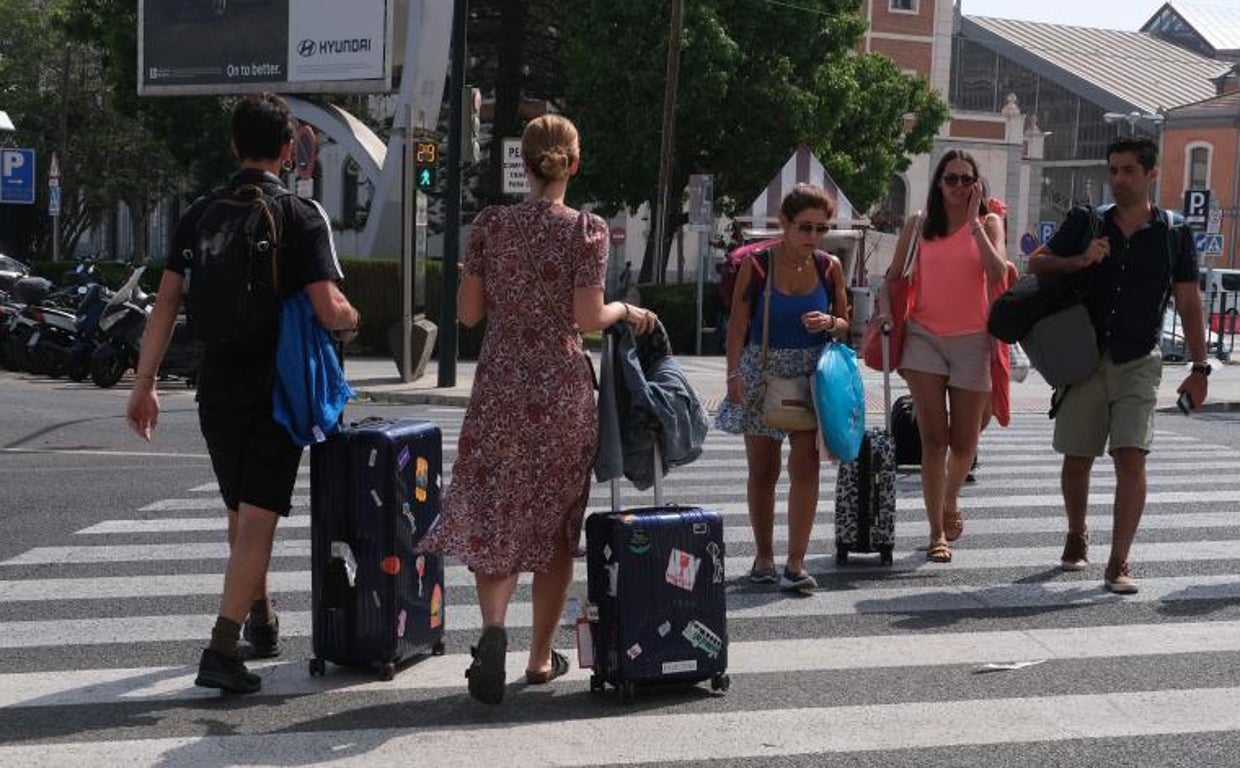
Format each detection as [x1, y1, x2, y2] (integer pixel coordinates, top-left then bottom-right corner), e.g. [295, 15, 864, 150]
[418, 115, 656, 705]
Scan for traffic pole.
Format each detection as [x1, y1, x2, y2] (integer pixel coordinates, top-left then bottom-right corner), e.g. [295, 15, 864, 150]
[439, 0, 467, 388]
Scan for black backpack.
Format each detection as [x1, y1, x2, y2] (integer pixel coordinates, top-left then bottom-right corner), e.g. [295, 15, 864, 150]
[185, 181, 291, 350]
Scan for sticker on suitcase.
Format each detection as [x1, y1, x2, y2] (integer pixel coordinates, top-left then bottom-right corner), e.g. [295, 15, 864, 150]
[628, 529, 652, 555]
[662, 659, 698, 674]
[430, 583, 443, 629]
[706, 542, 724, 583]
[666, 549, 700, 591]
[682, 620, 723, 658]
[415, 457, 429, 502]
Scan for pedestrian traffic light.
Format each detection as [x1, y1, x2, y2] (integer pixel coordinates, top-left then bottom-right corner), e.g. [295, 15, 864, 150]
[413, 140, 438, 191]
[462, 87, 481, 165]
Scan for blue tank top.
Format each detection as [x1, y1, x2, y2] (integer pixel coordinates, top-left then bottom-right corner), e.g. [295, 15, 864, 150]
[748, 281, 831, 349]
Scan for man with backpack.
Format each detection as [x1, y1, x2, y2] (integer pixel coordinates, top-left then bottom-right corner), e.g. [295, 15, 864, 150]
[126, 93, 361, 692]
[1027, 137, 1208, 594]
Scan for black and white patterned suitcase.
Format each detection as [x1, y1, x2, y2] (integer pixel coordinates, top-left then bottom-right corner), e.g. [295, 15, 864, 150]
[834, 325, 897, 564]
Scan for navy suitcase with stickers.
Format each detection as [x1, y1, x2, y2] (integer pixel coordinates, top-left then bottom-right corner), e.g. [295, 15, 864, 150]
[308, 417, 446, 680]
[584, 460, 730, 703]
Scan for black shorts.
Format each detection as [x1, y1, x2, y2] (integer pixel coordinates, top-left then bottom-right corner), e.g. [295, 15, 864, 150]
[199, 408, 303, 516]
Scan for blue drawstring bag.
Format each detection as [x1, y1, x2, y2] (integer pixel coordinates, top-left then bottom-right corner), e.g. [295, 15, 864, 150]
[273, 292, 355, 447]
[813, 342, 865, 462]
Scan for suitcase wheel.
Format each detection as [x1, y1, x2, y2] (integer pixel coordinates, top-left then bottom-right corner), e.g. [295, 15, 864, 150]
[308, 657, 326, 677]
[879, 547, 894, 566]
[432, 641, 446, 656]
[378, 662, 396, 682]
[835, 546, 849, 565]
[620, 681, 636, 704]
[711, 673, 731, 693]
[589, 674, 606, 694]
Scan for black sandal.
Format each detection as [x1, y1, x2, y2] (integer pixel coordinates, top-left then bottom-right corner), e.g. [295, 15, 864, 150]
[465, 625, 507, 704]
[525, 650, 570, 684]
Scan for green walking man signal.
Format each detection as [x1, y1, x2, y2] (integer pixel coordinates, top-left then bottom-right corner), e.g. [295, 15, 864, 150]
[414, 140, 438, 191]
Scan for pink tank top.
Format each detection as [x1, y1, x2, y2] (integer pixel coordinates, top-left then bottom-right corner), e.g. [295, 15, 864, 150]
[910, 225, 989, 336]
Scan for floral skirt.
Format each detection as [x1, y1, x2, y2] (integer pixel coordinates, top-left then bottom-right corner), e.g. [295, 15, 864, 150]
[714, 344, 822, 441]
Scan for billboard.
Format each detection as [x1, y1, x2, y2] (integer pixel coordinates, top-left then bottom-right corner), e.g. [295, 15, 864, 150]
[139, 0, 392, 96]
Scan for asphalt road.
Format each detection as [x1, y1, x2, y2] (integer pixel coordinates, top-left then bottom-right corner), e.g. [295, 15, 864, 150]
[4, 368, 1240, 766]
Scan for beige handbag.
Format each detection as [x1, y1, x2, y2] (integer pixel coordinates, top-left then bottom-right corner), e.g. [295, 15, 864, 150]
[757, 253, 818, 433]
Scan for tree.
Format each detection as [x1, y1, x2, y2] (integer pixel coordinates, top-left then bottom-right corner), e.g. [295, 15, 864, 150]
[0, 0, 100, 260]
[54, 0, 233, 261]
[558, 0, 949, 282]
[466, 0, 564, 207]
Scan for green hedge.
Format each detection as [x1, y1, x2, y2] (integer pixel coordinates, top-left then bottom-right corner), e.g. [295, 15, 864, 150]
[27, 260, 165, 294]
[341, 259, 487, 359]
[637, 282, 723, 355]
[342, 264, 724, 358]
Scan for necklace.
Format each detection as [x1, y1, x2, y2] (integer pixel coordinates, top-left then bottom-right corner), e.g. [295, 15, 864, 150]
[781, 252, 812, 273]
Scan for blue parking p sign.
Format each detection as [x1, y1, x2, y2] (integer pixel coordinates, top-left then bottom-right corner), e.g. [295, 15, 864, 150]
[1037, 221, 1058, 244]
[0, 149, 36, 205]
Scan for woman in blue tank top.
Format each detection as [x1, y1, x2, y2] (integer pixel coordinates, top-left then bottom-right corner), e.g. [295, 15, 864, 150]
[715, 184, 850, 593]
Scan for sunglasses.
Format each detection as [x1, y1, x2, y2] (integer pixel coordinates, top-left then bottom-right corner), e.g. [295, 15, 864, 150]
[795, 222, 831, 234]
[942, 173, 977, 188]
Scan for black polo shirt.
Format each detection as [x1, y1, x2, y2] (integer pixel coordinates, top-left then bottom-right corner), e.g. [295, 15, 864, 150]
[1045, 205, 1198, 364]
[167, 169, 344, 410]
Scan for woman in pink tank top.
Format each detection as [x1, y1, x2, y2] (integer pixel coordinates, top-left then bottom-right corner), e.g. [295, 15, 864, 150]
[887, 150, 1008, 563]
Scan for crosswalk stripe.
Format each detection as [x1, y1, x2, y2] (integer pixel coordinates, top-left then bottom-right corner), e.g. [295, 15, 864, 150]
[4, 686, 1240, 764]
[3, 619, 1237, 709]
[199, 459, 1240, 494]
[4, 573, 1240, 643]
[7, 539, 1240, 602]
[9, 509, 1240, 565]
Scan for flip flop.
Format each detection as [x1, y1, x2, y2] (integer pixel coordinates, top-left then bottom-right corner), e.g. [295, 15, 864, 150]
[465, 625, 507, 704]
[525, 650, 570, 684]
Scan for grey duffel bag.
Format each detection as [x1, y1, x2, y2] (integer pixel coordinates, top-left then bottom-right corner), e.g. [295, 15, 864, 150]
[1019, 303, 1099, 388]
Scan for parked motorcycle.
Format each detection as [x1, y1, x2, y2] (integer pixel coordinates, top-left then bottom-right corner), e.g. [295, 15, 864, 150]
[92, 268, 202, 388]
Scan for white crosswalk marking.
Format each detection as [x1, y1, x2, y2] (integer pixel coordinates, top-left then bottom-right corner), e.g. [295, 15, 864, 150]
[6, 411, 1240, 766]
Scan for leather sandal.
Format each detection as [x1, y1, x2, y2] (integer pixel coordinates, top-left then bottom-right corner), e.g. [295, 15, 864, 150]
[525, 650, 570, 684]
[927, 539, 952, 563]
[465, 625, 507, 704]
[944, 511, 964, 542]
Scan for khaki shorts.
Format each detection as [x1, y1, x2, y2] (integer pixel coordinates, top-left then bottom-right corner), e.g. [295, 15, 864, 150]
[899, 320, 991, 392]
[1053, 351, 1162, 457]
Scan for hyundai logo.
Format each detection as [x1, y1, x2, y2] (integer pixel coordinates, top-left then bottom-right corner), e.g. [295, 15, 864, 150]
[298, 39, 317, 58]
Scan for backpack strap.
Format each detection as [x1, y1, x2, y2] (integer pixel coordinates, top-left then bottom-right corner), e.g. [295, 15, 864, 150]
[230, 181, 292, 294]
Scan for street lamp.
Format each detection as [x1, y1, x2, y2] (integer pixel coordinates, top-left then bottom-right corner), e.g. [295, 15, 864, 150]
[0, 110, 13, 133]
[1103, 110, 1164, 136]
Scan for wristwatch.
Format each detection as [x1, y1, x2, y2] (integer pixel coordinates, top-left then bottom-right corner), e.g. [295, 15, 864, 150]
[1191, 362, 1212, 377]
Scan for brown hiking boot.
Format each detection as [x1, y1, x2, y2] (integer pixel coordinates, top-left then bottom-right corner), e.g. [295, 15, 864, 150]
[1060, 531, 1089, 572]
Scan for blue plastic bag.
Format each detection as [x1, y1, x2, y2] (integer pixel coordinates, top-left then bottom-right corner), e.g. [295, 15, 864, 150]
[813, 342, 865, 462]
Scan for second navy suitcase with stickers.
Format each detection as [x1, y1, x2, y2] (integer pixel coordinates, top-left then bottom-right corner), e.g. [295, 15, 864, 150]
[584, 505, 730, 702]
[308, 417, 446, 680]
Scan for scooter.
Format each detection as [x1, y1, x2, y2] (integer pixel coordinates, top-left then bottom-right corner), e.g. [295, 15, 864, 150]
[93, 268, 203, 388]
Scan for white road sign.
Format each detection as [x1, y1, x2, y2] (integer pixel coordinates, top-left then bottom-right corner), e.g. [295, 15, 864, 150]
[502, 138, 528, 195]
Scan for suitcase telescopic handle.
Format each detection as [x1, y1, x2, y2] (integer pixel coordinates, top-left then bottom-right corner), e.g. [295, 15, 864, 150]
[880, 322, 892, 433]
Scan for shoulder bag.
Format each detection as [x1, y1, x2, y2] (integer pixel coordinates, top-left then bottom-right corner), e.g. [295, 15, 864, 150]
[862, 213, 922, 372]
[757, 253, 819, 433]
